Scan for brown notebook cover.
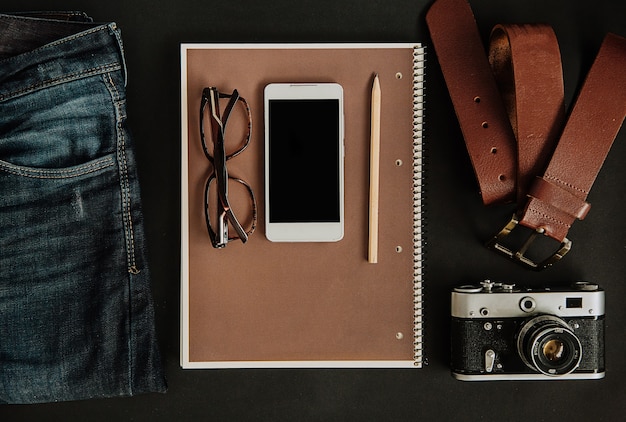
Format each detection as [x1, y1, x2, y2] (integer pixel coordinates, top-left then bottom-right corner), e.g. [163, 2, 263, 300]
[181, 44, 425, 368]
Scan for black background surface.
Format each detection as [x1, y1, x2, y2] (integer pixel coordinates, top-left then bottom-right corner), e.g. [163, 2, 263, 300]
[3, 0, 626, 420]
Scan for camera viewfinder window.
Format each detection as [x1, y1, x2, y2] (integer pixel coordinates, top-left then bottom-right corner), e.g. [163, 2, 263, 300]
[566, 297, 583, 308]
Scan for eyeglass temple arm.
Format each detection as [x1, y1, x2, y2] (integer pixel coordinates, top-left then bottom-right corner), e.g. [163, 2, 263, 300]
[220, 89, 239, 129]
[210, 89, 250, 243]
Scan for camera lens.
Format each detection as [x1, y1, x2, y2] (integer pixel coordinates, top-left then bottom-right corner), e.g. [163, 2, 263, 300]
[517, 315, 582, 376]
[542, 339, 565, 362]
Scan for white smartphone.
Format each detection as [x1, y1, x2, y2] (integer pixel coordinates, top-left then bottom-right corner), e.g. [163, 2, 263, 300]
[264, 83, 345, 242]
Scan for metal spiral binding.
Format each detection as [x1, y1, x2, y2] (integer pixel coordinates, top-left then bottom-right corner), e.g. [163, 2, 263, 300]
[412, 45, 426, 368]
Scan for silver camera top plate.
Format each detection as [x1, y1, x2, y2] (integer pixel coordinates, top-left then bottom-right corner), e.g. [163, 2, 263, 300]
[451, 281, 604, 319]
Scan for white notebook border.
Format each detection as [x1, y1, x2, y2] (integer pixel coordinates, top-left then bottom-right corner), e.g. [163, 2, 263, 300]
[180, 42, 425, 369]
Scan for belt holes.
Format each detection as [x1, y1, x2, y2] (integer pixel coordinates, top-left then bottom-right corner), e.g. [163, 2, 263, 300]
[490, 147, 497, 154]
[482, 121, 489, 129]
[498, 174, 506, 181]
[474, 96, 481, 103]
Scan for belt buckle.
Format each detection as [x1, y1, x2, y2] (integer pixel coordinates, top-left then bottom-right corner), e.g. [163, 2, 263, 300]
[486, 214, 572, 270]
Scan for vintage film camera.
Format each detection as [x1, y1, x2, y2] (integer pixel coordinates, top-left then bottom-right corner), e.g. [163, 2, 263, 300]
[451, 280, 605, 380]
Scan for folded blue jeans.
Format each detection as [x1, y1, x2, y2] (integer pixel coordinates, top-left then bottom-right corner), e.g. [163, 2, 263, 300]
[0, 12, 166, 403]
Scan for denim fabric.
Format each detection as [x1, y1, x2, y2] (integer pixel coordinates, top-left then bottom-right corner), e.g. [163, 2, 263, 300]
[0, 13, 166, 403]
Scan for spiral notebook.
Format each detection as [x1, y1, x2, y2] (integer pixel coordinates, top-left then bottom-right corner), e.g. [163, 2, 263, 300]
[181, 43, 425, 368]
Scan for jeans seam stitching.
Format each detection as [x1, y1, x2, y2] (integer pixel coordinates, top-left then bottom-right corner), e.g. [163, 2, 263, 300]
[103, 71, 137, 394]
[103, 72, 138, 274]
[0, 155, 115, 178]
[0, 63, 121, 102]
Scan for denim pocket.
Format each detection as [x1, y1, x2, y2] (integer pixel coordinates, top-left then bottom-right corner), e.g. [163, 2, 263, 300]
[0, 72, 120, 173]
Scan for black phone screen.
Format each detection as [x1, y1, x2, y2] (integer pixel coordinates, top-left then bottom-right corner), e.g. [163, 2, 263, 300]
[268, 99, 341, 223]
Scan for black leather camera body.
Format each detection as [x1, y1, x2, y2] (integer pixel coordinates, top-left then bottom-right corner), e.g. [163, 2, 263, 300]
[451, 281, 605, 380]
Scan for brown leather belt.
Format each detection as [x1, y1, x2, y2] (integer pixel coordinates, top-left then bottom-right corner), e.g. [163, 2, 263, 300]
[426, 0, 626, 269]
